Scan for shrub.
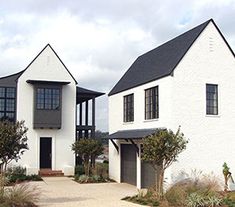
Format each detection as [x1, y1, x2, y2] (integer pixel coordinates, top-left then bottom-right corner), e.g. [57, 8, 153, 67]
[78, 175, 89, 183]
[122, 189, 159, 206]
[186, 192, 205, 207]
[6, 166, 26, 176]
[91, 175, 102, 182]
[92, 163, 108, 179]
[4, 184, 40, 207]
[75, 165, 85, 176]
[165, 171, 221, 206]
[206, 195, 222, 206]
[165, 181, 188, 206]
[5, 166, 42, 184]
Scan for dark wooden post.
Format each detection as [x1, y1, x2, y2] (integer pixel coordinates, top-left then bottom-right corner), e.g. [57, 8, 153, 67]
[79, 103, 83, 138]
[85, 101, 89, 138]
[91, 97, 95, 138]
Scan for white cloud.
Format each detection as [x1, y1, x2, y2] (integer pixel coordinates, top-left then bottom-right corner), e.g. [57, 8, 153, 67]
[0, 0, 235, 131]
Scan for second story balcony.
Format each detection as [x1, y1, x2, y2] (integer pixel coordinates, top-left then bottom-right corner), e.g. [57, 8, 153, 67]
[76, 86, 104, 139]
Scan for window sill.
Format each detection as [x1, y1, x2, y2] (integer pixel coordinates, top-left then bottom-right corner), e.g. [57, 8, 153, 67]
[123, 121, 134, 125]
[143, 118, 159, 123]
[205, 114, 220, 118]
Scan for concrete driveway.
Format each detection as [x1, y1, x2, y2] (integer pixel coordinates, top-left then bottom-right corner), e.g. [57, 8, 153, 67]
[33, 177, 142, 207]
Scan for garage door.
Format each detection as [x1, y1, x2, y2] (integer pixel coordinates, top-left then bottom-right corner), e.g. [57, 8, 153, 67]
[121, 144, 137, 185]
[141, 162, 156, 188]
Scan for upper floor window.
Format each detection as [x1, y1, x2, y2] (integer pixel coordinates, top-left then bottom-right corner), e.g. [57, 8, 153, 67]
[145, 86, 159, 120]
[0, 87, 16, 122]
[123, 94, 134, 122]
[206, 84, 218, 115]
[36, 88, 60, 110]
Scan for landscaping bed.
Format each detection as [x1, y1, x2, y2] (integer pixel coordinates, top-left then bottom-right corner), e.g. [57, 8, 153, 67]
[122, 172, 235, 207]
[74, 162, 115, 184]
[6, 166, 42, 185]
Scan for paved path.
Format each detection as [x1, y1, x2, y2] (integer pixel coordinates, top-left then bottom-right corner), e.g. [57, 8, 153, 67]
[33, 177, 142, 207]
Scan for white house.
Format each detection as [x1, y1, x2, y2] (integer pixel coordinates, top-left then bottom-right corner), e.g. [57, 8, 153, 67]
[108, 19, 235, 189]
[0, 44, 104, 176]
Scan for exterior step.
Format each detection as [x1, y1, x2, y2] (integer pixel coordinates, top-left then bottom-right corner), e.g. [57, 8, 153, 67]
[39, 169, 64, 177]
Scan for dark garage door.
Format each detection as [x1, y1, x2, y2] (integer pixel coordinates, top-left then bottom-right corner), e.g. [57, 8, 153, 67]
[121, 144, 137, 185]
[141, 162, 155, 188]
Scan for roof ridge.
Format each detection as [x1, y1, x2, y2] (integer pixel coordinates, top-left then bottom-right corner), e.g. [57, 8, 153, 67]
[17, 44, 78, 84]
[139, 19, 211, 59]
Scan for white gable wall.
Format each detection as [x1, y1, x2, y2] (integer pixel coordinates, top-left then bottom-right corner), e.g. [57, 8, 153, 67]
[109, 21, 235, 188]
[109, 75, 174, 187]
[16, 46, 76, 175]
[168, 21, 235, 182]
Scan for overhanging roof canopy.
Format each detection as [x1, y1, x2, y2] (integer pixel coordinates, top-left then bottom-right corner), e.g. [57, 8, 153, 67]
[76, 86, 105, 104]
[26, 80, 70, 85]
[109, 128, 157, 139]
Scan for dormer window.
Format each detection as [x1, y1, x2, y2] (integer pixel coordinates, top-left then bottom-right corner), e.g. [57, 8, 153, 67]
[36, 88, 60, 110]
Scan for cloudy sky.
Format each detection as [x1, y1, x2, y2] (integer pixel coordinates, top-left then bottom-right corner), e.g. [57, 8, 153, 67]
[0, 0, 235, 131]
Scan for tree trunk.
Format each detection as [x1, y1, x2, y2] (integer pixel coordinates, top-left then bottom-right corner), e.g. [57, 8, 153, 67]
[155, 164, 164, 199]
[158, 168, 164, 199]
[91, 155, 96, 169]
[84, 157, 90, 176]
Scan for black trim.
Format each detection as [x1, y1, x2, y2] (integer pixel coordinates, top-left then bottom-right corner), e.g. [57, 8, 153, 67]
[210, 19, 235, 58]
[27, 80, 70, 85]
[129, 139, 139, 156]
[110, 139, 119, 153]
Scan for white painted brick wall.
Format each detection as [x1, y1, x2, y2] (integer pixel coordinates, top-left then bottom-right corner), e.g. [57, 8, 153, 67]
[109, 21, 235, 187]
[16, 45, 76, 175]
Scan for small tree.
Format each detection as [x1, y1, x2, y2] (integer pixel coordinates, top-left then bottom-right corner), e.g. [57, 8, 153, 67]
[0, 120, 28, 173]
[223, 162, 232, 192]
[142, 127, 188, 198]
[72, 138, 103, 175]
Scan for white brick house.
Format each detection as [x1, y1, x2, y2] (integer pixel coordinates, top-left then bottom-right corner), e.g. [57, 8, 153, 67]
[108, 19, 235, 189]
[0, 44, 103, 176]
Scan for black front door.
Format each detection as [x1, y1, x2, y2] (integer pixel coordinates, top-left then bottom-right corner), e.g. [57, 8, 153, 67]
[40, 137, 52, 169]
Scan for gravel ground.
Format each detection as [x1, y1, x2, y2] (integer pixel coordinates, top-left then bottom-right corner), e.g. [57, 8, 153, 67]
[32, 177, 143, 207]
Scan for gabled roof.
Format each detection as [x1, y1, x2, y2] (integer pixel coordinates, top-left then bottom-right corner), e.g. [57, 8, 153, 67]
[18, 44, 78, 84]
[109, 19, 234, 96]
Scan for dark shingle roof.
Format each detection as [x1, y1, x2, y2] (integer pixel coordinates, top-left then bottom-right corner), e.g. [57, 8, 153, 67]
[109, 19, 212, 96]
[76, 86, 105, 104]
[109, 128, 157, 139]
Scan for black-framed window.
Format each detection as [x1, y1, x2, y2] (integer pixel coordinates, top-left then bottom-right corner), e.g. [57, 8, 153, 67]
[145, 86, 159, 120]
[123, 94, 134, 122]
[0, 87, 16, 122]
[36, 88, 60, 110]
[206, 84, 218, 115]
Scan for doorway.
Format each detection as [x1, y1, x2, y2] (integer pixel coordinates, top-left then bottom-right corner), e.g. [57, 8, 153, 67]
[40, 137, 52, 169]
